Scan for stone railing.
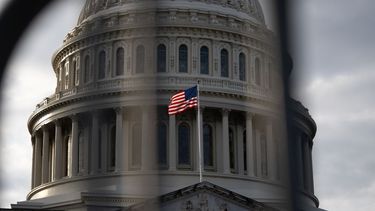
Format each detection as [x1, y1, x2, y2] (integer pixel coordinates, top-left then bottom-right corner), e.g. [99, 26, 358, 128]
[32, 75, 277, 115]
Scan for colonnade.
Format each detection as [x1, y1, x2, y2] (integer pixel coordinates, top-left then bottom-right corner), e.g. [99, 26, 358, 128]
[30, 106, 286, 189]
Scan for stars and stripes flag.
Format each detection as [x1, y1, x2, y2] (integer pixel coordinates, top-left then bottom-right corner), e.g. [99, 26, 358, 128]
[168, 86, 198, 115]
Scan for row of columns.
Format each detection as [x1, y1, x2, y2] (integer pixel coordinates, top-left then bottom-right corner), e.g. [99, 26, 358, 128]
[168, 108, 279, 179]
[31, 107, 280, 188]
[32, 116, 81, 188]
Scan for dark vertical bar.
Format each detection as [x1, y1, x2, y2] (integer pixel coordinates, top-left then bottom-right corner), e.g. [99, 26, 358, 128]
[275, 0, 301, 210]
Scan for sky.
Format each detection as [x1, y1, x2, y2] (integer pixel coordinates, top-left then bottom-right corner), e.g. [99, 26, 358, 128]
[0, 0, 374, 210]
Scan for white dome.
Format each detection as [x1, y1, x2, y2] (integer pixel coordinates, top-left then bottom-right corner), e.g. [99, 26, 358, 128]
[77, 0, 265, 25]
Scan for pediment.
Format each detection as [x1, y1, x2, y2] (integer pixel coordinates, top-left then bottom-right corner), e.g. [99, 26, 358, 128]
[128, 182, 278, 211]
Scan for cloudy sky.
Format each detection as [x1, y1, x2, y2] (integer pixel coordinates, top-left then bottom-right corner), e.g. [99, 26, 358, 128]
[1, 0, 375, 210]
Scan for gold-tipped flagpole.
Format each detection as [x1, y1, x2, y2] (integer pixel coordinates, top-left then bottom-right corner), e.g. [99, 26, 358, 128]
[197, 80, 203, 183]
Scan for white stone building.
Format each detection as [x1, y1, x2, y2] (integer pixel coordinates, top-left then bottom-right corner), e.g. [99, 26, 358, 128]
[12, 0, 323, 210]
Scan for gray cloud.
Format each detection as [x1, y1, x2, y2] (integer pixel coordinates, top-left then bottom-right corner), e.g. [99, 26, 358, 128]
[0, 0, 84, 208]
[291, 1, 375, 210]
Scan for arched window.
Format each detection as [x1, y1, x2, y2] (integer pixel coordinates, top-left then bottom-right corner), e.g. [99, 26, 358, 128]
[229, 128, 236, 172]
[157, 122, 167, 167]
[179, 44, 188, 73]
[136, 45, 145, 73]
[203, 124, 214, 168]
[157, 44, 167, 72]
[98, 50, 106, 79]
[108, 125, 116, 170]
[178, 123, 191, 167]
[243, 130, 247, 172]
[239, 53, 246, 81]
[116, 47, 125, 76]
[221, 49, 229, 77]
[64, 61, 70, 90]
[200, 46, 209, 74]
[72, 60, 77, 87]
[132, 123, 142, 167]
[255, 58, 261, 85]
[74, 57, 80, 86]
[84, 55, 90, 83]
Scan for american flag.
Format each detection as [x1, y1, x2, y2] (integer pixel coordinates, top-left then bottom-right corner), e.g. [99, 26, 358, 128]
[168, 86, 198, 115]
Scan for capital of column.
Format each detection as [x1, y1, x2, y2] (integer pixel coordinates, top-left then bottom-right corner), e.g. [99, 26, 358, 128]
[114, 107, 123, 115]
[246, 112, 254, 120]
[42, 124, 49, 132]
[70, 114, 79, 122]
[54, 119, 61, 127]
[221, 108, 230, 116]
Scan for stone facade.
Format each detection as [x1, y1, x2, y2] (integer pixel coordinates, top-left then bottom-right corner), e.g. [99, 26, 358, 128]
[12, 1, 321, 210]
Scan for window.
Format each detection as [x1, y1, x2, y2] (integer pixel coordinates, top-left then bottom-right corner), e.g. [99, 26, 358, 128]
[178, 123, 191, 167]
[98, 50, 106, 79]
[200, 46, 209, 74]
[116, 47, 125, 76]
[157, 122, 167, 167]
[84, 55, 90, 83]
[136, 45, 145, 73]
[72, 60, 77, 86]
[229, 128, 236, 172]
[255, 58, 261, 85]
[203, 124, 214, 169]
[157, 44, 167, 72]
[221, 49, 229, 77]
[132, 123, 142, 167]
[108, 125, 116, 170]
[239, 53, 246, 81]
[178, 44, 188, 73]
[64, 61, 70, 89]
[75, 57, 80, 86]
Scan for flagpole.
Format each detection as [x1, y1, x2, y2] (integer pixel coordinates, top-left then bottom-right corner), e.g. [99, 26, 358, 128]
[197, 80, 203, 183]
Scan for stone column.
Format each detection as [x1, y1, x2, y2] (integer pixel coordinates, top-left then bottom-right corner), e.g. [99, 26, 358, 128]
[222, 109, 230, 174]
[34, 134, 43, 187]
[168, 114, 176, 171]
[31, 137, 36, 188]
[71, 115, 79, 177]
[246, 112, 255, 177]
[266, 119, 276, 180]
[115, 107, 124, 172]
[53, 120, 62, 181]
[255, 129, 262, 177]
[90, 111, 99, 174]
[41, 126, 50, 183]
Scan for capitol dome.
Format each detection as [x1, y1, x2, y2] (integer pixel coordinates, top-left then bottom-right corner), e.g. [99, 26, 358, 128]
[77, 0, 265, 26]
[12, 0, 322, 210]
